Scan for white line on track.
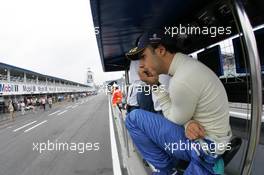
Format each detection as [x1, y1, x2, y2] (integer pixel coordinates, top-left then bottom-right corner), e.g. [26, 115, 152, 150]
[108, 99, 122, 175]
[71, 105, 78, 109]
[24, 120, 47, 133]
[48, 110, 61, 116]
[57, 110, 68, 116]
[66, 105, 72, 109]
[13, 121, 37, 132]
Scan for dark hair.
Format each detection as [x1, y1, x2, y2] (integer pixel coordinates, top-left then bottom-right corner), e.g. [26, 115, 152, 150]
[148, 37, 183, 54]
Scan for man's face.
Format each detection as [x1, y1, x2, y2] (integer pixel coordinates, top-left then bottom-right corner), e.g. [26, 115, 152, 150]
[139, 47, 160, 74]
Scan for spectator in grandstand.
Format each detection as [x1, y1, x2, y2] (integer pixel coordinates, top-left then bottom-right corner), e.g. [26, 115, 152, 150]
[31, 97, 37, 112]
[20, 101, 25, 115]
[125, 31, 232, 175]
[13, 99, 19, 112]
[48, 97, 53, 109]
[26, 98, 30, 106]
[71, 94, 75, 102]
[38, 97, 42, 107]
[41, 97, 46, 111]
[8, 100, 15, 121]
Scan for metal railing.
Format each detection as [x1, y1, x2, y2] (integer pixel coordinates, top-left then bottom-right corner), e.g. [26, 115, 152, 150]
[230, 0, 263, 174]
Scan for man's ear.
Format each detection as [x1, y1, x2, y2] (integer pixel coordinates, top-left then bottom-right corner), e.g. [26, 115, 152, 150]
[155, 45, 166, 57]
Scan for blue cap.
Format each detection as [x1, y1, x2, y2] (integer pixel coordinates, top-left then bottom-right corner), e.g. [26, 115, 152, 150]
[126, 31, 163, 60]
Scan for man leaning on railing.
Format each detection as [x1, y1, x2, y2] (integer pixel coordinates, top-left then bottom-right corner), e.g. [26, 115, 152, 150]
[125, 30, 232, 175]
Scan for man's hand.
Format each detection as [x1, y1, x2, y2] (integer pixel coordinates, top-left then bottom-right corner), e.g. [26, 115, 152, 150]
[138, 66, 159, 85]
[185, 120, 205, 140]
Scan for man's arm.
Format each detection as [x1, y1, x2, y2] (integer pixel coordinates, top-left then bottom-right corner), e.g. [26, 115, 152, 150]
[185, 120, 205, 140]
[153, 80, 198, 125]
[138, 66, 205, 139]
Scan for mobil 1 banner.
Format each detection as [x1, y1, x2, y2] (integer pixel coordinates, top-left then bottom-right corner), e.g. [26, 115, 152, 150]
[0, 83, 86, 95]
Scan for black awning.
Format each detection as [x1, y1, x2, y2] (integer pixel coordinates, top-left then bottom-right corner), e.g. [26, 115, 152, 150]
[90, 0, 264, 72]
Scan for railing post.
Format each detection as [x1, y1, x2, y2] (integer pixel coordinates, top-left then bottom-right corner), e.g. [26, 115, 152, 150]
[124, 69, 130, 157]
[230, 0, 262, 174]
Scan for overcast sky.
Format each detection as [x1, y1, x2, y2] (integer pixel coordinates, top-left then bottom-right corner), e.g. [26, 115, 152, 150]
[0, 0, 123, 84]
